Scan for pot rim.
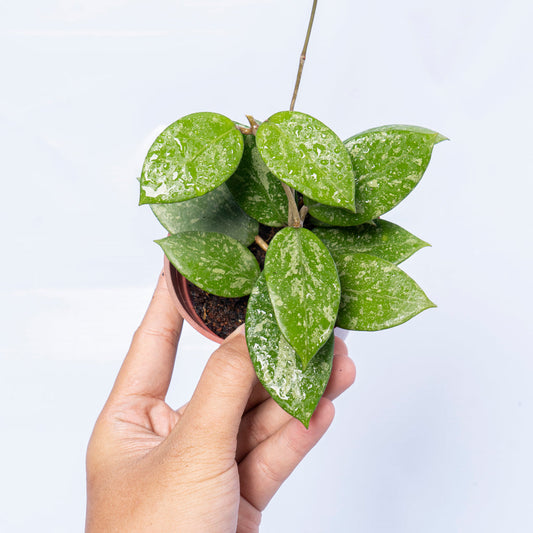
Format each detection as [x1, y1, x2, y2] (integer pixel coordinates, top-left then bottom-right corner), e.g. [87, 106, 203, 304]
[163, 256, 224, 344]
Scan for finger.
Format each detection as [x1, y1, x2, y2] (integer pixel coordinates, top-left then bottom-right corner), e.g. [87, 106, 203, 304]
[323, 353, 356, 399]
[175, 402, 189, 418]
[236, 350, 355, 462]
[111, 271, 183, 400]
[334, 335, 348, 357]
[238, 398, 335, 511]
[244, 381, 270, 413]
[238, 496, 262, 532]
[168, 325, 258, 451]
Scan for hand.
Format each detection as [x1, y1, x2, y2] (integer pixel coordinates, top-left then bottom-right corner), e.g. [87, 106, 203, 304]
[86, 271, 355, 532]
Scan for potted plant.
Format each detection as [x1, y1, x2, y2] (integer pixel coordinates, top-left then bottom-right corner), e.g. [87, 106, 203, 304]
[138, 0, 445, 427]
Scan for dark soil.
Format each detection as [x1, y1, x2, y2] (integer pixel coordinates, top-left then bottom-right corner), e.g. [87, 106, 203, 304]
[187, 281, 248, 339]
[187, 224, 280, 339]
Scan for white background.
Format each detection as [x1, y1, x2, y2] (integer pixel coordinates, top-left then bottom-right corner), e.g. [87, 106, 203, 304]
[1, 0, 532, 531]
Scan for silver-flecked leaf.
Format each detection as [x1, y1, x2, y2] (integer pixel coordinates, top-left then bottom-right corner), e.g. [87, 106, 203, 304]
[336, 253, 436, 331]
[304, 195, 362, 227]
[140, 112, 244, 204]
[226, 134, 288, 227]
[256, 111, 355, 212]
[312, 219, 430, 265]
[342, 125, 447, 224]
[150, 183, 258, 246]
[156, 231, 260, 297]
[263, 227, 341, 369]
[246, 272, 334, 428]
[307, 215, 334, 228]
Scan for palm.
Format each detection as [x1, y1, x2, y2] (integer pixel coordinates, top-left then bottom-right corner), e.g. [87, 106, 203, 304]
[103, 392, 262, 528]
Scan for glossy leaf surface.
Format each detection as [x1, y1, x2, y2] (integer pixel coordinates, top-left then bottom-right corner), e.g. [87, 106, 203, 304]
[256, 111, 355, 211]
[226, 134, 288, 226]
[336, 253, 435, 331]
[342, 125, 446, 224]
[304, 196, 362, 227]
[246, 273, 334, 428]
[312, 219, 429, 265]
[151, 184, 258, 246]
[264, 227, 340, 368]
[140, 112, 244, 204]
[156, 231, 260, 297]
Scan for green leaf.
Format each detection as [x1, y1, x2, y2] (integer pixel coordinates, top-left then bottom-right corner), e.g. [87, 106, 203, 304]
[263, 227, 341, 369]
[246, 272, 334, 428]
[140, 112, 244, 204]
[312, 219, 430, 265]
[226, 134, 288, 226]
[256, 111, 355, 212]
[307, 215, 334, 228]
[304, 196, 363, 227]
[336, 253, 436, 331]
[150, 183, 258, 246]
[342, 125, 447, 224]
[156, 231, 260, 297]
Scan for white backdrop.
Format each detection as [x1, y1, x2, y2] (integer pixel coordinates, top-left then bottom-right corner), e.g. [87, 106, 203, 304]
[1, 0, 532, 531]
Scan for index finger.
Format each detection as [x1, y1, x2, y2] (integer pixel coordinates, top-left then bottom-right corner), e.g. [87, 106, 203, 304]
[110, 270, 183, 400]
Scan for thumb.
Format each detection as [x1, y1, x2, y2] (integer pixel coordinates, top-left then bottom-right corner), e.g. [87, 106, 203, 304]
[170, 325, 257, 450]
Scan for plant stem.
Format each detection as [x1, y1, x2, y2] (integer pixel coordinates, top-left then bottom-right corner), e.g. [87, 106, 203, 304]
[299, 205, 309, 223]
[283, 183, 301, 227]
[246, 115, 259, 135]
[290, 0, 318, 112]
[236, 124, 252, 135]
[254, 235, 269, 252]
[283, 0, 318, 228]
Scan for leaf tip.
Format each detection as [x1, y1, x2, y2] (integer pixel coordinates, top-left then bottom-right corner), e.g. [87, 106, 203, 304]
[435, 132, 449, 144]
[344, 201, 357, 214]
[298, 414, 311, 429]
[426, 299, 437, 310]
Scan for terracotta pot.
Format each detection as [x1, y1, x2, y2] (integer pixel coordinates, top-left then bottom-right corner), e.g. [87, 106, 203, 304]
[164, 256, 224, 344]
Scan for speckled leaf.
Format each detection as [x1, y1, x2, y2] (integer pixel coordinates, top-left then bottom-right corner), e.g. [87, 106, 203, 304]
[140, 112, 244, 204]
[307, 215, 334, 228]
[263, 227, 341, 369]
[256, 111, 355, 211]
[336, 253, 436, 331]
[156, 231, 260, 297]
[342, 125, 447, 224]
[246, 272, 334, 428]
[226, 134, 288, 226]
[312, 220, 430, 265]
[303, 196, 362, 227]
[150, 184, 258, 246]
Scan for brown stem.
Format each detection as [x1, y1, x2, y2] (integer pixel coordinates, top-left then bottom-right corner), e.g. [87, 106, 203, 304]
[236, 124, 252, 135]
[254, 235, 269, 252]
[290, 0, 318, 111]
[282, 0, 318, 228]
[282, 183, 301, 227]
[246, 115, 259, 135]
[299, 205, 309, 225]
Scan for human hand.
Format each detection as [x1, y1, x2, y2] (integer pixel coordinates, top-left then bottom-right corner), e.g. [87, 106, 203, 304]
[86, 271, 356, 532]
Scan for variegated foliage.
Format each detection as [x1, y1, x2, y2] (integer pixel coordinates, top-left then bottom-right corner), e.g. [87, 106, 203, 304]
[140, 110, 444, 424]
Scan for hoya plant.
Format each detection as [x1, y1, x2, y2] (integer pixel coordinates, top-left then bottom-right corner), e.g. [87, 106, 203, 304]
[138, 1, 445, 427]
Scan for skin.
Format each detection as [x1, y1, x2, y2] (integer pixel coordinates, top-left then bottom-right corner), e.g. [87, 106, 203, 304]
[86, 271, 356, 532]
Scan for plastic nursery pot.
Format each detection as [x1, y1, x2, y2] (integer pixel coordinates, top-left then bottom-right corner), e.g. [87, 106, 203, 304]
[163, 255, 224, 344]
